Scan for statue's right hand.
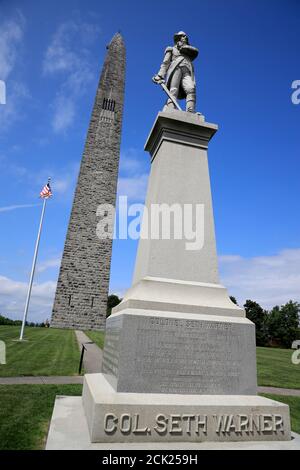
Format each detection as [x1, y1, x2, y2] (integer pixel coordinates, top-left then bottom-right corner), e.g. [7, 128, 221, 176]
[152, 75, 164, 84]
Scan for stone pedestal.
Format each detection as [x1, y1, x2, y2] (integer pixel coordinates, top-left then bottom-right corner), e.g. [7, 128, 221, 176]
[101, 111, 257, 397]
[83, 374, 290, 443]
[80, 111, 291, 443]
[47, 110, 292, 447]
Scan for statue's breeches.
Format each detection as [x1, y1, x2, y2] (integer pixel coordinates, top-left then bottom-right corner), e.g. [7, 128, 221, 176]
[166, 66, 196, 111]
[181, 72, 195, 95]
[168, 67, 195, 97]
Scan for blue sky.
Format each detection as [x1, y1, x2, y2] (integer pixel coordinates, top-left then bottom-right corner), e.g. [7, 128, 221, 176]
[0, 0, 299, 322]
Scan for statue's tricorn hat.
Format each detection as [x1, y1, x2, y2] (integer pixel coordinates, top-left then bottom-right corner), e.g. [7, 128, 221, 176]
[174, 31, 189, 44]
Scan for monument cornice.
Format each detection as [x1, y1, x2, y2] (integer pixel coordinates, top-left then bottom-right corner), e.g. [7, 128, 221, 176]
[145, 111, 218, 161]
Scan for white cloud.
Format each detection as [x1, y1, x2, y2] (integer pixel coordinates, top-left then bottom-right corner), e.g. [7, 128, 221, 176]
[0, 12, 25, 81]
[43, 29, 78, 74]
[117, 148, 149, 202]
[52, 94, 75, 133]
[119, 149, 148, 175]
[44, 163, 79, 198]
[53, 179, 70, 194]
[0, 152, 79, 202]
[37, 257, 61, 273]
[0, 13, 29, 134]
[0, 275, 56, 322]
[43, 20, 99, 76]
[1, 247, 299, 323]
[0, 81, 30, 132]
[117, 174, 148, 202]
[0, 203, 39, 213]
[219, 248, 300, 309]
[43, 18, 100, 133]
[0, 158, 29, 179]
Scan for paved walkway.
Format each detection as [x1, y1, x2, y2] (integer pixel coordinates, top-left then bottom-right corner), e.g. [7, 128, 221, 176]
[75, 330, 103, 373]
[0, 375, 299, 397]
[1, 331, 300, 396]
[258, 386, 300, 397]
[0, 376, 83, 385]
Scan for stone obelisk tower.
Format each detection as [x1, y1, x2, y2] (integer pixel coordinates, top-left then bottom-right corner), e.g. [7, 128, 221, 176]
[51, 33, 125, 330]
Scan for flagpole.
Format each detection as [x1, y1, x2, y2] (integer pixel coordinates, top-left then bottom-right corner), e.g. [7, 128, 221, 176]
[19, 180, 50, 341]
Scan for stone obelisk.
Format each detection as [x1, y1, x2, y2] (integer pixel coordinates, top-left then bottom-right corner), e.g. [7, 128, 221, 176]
[51, 33, 125, 330]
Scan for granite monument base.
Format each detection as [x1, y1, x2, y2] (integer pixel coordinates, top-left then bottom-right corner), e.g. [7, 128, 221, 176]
[46, 395, 299, 449]
[82, 373, 291, 443]
[101, 308, 257, 395]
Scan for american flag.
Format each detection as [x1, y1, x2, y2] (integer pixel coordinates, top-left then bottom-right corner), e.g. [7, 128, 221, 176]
[40, 181, 52, 199]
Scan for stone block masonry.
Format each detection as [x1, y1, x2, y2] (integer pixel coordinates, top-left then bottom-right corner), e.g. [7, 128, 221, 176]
[51, 33, 125, 330]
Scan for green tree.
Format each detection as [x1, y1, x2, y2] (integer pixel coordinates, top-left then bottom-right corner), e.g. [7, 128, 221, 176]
[106, 294, 122, 318]
[229, 296, 238, 305]
[268, 301, 300, 348]
[244, 299, 269, 346]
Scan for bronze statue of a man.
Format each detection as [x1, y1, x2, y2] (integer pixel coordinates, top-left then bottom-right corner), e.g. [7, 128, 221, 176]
[153, 31, 198, 113]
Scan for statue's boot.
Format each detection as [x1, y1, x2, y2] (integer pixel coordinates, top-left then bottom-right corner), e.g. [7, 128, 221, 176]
[186, 92, 196, 113]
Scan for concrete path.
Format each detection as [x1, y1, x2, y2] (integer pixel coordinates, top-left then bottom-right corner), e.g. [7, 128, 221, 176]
[258, 386, 300, 397]
[0, 374, 299, 398]
[75, 330, 103, 373]
[0, 376, 83, 385]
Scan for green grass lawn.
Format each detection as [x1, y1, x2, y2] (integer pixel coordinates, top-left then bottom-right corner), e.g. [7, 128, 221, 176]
[257, 347, 300, 389]
[2, 324, 299, 389]
[0, 326, 81, 377]
[84, 329, 105, 349]
[0, 384, 82, 450]
[260, 394, 300, 434]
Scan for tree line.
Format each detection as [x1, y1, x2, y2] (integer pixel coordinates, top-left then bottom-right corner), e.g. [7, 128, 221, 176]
[0, 315, 50, 328]
[109, 295, 300, 349]
[1, 295, 299, 349]
[230, 297, 300, 348]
